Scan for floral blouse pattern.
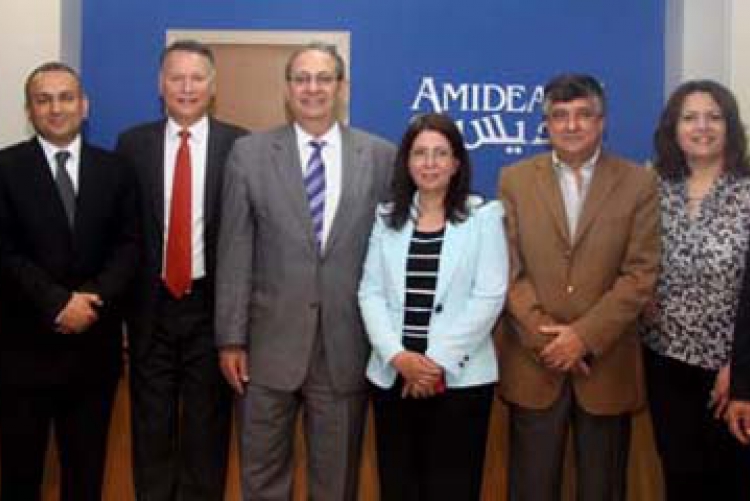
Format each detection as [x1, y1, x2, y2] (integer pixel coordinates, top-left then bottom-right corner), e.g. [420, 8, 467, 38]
[641, 174, 750, 370]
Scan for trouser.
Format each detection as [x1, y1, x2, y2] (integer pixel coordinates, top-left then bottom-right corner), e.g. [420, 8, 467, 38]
[130, 281, 232, 501]
[371, 380, 494, 501]
[645, 348, 750, 501]
[237, 338, 368, 501]
[0, 380, 117, 501]
[508, 381, 631, 501]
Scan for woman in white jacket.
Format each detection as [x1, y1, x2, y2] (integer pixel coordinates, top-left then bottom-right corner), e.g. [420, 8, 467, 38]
[358, 113, 508, 500]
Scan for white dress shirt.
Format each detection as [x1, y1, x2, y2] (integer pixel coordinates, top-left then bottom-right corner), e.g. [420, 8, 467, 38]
[552, 149, 599, 238]
[39, 134, 82, 193]
[294, 122, 342, 250]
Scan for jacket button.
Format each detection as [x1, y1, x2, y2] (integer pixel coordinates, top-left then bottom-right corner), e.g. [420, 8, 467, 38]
[435, 304, 443, 314]
[566, 285, 574, 294]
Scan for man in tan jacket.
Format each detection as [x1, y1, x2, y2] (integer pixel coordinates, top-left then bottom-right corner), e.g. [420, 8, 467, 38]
[497, 73, 660, 501]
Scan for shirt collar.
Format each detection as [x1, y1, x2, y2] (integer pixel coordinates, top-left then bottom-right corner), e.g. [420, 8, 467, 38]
[552, 148, 601, 175]
[37, 134, 82, 163]
[294, 122, 341, 151]
[166, 115, 209, 143]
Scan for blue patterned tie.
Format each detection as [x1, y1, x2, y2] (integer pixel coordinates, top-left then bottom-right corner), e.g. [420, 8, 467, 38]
[304, 140, 326, 250]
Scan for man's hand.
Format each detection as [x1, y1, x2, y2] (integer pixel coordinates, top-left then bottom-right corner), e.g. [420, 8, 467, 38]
[219, 346, 249, 395]
[726, 400, 750, 445]
[391, 351, 443, 393]
[56, 292, 102, 334]
[539, 324, 588, 372]
[710, 365, 731, 420]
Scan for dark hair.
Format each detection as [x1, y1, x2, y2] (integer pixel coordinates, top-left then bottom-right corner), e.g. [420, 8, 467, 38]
[543, 73, 606, 116]
[285, 42, 346, 81]
[654, 79, 750, 180]
[386, 113, 472, 230]
[25, 62, 82, 104]
[160, 39, 216, 74]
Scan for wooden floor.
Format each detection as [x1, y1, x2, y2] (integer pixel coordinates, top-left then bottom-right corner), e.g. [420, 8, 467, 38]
[29, 376, 664, 500]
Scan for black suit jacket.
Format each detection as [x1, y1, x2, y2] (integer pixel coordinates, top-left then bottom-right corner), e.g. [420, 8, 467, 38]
[0, 138, 141, 387]
[115, 118, 246, 354]
[732, 242, 750, 401]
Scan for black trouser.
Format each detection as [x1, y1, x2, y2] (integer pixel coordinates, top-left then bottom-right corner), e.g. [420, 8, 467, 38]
[371, 381, 494, 501]
[508, 381, 631, 501]
[130, 282, 232, 501]
[645, 348, 750, 501]
[0, 380, 117, 501]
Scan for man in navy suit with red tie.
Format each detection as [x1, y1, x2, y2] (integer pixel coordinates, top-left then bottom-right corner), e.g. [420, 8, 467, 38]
[0, 62, 141, 500]
[116, 40, 246, 500]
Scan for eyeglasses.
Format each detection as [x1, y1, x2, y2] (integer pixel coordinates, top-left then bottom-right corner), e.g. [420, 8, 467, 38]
[547, 108, 601, 125]
[288, 72, 338, 87]
[410, 147, 453, 162]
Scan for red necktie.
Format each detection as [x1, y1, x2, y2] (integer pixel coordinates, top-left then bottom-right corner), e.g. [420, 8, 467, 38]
[164, 129, 192, 298]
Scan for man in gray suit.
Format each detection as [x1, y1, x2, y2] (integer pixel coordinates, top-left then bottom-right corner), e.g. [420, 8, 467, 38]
[215, 42, 396, 500]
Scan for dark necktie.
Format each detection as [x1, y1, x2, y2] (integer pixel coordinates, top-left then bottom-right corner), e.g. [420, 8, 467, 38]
[54, 150, 75, 227]
[304, 140, 326, 251]
[164, 130, 192, 298]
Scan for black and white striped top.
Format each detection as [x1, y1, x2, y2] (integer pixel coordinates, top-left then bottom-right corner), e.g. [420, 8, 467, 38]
[402, 228, 445, 353]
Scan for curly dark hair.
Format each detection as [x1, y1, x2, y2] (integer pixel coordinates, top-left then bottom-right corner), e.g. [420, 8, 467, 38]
[654, 80, 750, 180]
[386, 113, 472, 230]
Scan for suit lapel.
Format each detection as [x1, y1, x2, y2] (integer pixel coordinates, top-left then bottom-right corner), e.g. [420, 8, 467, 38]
[325, 127, 367, 254]
[146, 123, 166, 233]
[29, 139, 72, 233]
[204, 119, 221, 228]
[533, 156, 571, 243]
[272, 126, 318, 250]
[383, 219, 412, 302]
[573, 154, 622, 245]
[433, 219, 464, 303]
[74, 144, 95, 239]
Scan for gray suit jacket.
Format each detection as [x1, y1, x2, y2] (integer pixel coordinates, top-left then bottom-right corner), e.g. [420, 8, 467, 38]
[215, 124, 396, 392]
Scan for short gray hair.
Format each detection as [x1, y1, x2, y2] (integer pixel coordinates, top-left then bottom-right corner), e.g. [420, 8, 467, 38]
[284, 42, 345, 81]
[160, 39, 216, 78]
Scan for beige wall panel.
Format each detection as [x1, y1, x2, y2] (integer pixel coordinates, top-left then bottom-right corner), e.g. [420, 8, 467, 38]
[168, 30, 350, 131]
[211, 44, 298, 131]
[0, 0, 61, 146]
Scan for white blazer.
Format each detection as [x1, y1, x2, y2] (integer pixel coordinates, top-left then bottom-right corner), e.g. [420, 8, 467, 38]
[358, 196, 509, 389]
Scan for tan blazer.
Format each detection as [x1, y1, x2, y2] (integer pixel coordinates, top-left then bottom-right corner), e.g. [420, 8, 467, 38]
[497, 152, 660, 415]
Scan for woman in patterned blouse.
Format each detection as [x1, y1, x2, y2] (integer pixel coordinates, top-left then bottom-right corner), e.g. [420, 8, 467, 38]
[640, 80, 750, 500]
[358, 113, 508, 500]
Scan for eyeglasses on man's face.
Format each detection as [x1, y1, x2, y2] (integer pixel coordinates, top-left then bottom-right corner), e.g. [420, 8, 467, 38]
[288, 72, 338, 87]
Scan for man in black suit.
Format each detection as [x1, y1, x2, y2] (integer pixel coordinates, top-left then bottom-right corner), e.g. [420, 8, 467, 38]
[116, 40, 246, 500]
[0, 62, 140, 500]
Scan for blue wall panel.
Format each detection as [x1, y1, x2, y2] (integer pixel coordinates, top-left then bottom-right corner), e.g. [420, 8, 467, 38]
[82, 1, 664, 197]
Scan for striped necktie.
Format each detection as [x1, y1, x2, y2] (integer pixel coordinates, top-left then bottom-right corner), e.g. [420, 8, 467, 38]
[304, 140, 326, 251]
